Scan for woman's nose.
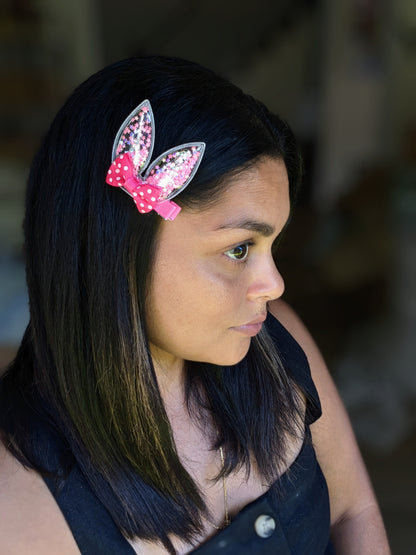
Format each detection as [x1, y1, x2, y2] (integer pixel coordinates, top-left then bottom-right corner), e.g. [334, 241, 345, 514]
[246, 258, 285, 303]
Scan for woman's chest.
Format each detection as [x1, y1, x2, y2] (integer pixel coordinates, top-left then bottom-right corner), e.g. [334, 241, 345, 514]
[128, 416, 304, 554]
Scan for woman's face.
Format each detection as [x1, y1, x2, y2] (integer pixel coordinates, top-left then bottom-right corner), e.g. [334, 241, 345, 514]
[146, 157, 290, 370]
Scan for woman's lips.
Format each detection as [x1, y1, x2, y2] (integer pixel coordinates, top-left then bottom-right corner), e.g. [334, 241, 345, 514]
[231, 314, 267, 337]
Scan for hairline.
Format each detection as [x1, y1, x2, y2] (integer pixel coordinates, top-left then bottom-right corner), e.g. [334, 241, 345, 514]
[179, 153, 285, 215]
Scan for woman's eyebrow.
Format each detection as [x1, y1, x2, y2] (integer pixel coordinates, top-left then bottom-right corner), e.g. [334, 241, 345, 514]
[214, 219, 275, 237]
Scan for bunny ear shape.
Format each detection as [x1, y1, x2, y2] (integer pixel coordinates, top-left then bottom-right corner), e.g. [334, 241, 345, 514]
[111, 99, 154, 174]
[106, 99, 206, 221]
[143, 143, 206, 201]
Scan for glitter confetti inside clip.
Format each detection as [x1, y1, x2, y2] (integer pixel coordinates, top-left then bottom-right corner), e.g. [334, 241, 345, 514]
[106, 99, 205, 220]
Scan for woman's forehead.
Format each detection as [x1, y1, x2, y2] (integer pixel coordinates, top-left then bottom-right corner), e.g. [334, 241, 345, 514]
[160, 158, 290, 238]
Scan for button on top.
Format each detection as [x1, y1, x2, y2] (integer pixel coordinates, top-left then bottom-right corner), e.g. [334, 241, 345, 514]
[254, 514, 276, 538]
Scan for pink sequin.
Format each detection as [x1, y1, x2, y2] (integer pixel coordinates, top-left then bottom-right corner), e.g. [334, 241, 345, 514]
[115, 103, 153, 173]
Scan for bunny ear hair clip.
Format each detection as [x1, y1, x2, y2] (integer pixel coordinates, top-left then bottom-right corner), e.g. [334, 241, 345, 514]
[106, 99, 205, 220]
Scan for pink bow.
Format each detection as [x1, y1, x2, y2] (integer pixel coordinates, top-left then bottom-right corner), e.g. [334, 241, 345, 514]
[106, 153, 181, 221]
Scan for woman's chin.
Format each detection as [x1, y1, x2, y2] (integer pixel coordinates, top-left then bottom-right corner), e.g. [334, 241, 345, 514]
[204, 341, 251, 367]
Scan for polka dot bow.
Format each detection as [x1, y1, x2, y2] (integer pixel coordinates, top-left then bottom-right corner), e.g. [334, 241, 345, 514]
[106, 100, 205, 221]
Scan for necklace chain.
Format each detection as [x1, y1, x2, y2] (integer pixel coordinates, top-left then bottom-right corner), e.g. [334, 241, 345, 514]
[201, 446, 230, 530]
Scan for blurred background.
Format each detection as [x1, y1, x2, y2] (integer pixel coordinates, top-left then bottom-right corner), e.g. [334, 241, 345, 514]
[0, 0, 415, 551]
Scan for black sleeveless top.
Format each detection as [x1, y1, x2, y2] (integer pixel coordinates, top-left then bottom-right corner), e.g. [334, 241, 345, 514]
[41, 312, 335, 554]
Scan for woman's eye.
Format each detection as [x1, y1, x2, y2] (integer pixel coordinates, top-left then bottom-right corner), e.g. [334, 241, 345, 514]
[225, 243, 251, 262]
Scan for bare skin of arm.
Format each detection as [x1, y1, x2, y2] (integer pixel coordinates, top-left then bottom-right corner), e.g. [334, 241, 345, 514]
[0, 443, 81, 555]
[268, 298, 390, 554]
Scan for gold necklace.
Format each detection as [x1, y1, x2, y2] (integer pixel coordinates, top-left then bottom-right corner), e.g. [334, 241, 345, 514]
[201, 446, 230, 530]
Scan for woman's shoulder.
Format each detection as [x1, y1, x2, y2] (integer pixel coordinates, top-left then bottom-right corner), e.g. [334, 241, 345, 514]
[266, 298, 326, 389]
[266, 299, 323, 424]
[267, 299, 311, 343]
[0, 441, 80, 555]
[265, 299, 311, 367]
[266, 298, 336, 410]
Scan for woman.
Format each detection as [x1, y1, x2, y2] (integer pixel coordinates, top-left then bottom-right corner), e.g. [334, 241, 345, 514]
[0, 56, 389, 554]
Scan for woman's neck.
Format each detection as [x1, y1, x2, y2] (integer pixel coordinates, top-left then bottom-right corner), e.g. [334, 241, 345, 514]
[151, 350, 186, 408]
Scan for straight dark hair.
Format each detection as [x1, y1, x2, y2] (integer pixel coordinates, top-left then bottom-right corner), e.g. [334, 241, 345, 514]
[0, 56, 304, 553]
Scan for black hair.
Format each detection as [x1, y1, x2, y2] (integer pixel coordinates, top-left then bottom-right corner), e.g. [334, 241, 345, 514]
[0, 56, 303, 553]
